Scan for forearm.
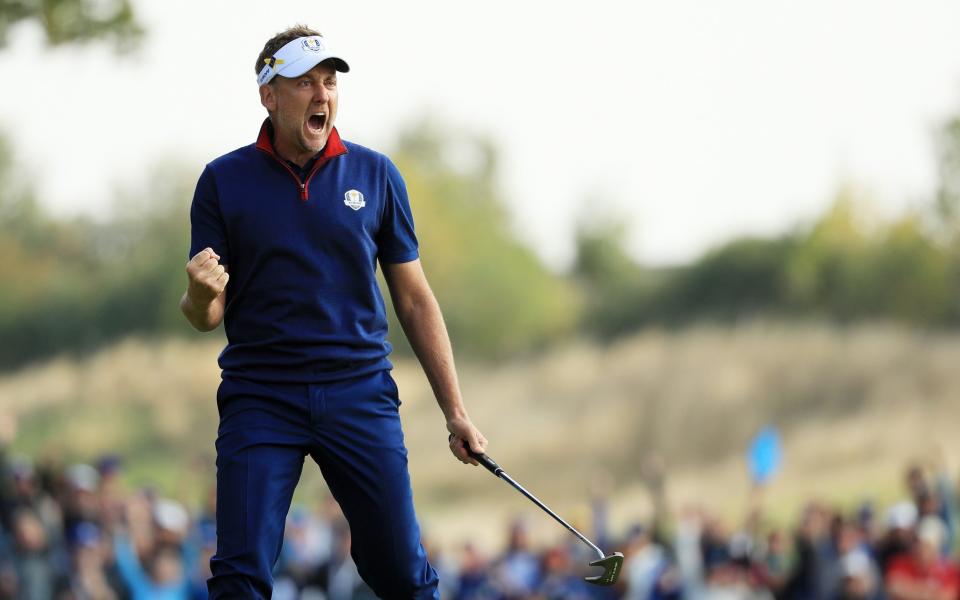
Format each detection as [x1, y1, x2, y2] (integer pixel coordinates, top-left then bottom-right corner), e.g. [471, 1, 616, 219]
[181, 248, 228, 331]
[179, 290, 224, 332]
[394, 290, 466, 421]
[383, 259, 487, 463]
[113, 533, 150, 591]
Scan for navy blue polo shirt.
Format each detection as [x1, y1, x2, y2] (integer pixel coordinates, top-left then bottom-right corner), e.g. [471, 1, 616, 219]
[189, 119, 419, 383]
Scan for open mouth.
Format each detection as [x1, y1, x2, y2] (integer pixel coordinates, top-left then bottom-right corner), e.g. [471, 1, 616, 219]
[308, 113, 326, 132]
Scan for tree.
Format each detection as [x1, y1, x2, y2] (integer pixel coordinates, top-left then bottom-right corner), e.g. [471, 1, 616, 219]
[0, 0, 145, 368]
[660, 236, 795, 322]
[389, 120, 580, 357]
[787, 187, 957, 325]
[571, 218, 656, 338]
[0, 0, 142, 51]
[935, 115, 960, 235]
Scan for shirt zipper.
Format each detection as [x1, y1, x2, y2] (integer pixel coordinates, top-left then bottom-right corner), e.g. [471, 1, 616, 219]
[256, 147, 327, 202]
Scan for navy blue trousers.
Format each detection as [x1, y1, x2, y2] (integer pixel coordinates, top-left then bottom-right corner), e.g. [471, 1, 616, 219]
[207, 370, 439, 599]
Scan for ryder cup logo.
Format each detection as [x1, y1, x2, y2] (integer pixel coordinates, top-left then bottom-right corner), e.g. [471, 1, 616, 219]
[302, 37, 325, 52]
[344, 190, 365, 211]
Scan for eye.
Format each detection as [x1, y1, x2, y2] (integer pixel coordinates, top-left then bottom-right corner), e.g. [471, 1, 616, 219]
[325, 79, 337, 89]
[298, 79, 311, 87]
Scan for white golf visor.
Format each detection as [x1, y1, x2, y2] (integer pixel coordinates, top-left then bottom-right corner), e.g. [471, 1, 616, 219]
[257, 36, 350, 86]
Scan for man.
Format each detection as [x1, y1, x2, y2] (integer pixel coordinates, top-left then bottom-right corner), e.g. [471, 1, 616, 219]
[180, 25, 487, 599]
[885, 517, 959, 600]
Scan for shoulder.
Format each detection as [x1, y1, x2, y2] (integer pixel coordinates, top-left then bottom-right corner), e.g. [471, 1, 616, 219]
[207, 143, 261, 173]
[340, 138, 383, 159]
[341, 140, 397, 172]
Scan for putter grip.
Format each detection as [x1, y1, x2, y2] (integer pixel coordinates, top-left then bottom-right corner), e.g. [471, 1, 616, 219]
[467, 449, 503, 476]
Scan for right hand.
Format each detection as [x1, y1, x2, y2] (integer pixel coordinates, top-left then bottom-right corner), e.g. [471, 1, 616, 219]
[185, 247, 228, 304]
[446, 415, 488, 467]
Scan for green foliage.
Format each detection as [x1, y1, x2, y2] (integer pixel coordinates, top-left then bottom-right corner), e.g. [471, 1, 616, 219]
[571, 219, 658, 338]
[0, 160, 200, 368]
[786, 190, 877, 318]
[388, 121, 580, 357]
[873, 216, 955, 324]
[570, 181, 960, 335]
[934, 115, 960, 312]
[5, 106, 960, 368]
[936, 115, 960, 232]
[785, 189, 957, 324]
[660, 236, 796, 322]
[0, 0, 142, 51]
[0, 122, 581, 370]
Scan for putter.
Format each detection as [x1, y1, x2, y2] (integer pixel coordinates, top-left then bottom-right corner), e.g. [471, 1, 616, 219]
[466, 448, 624, 586]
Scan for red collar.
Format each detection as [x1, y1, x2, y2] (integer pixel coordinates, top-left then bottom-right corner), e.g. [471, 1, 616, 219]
[254, 118, 348, 162]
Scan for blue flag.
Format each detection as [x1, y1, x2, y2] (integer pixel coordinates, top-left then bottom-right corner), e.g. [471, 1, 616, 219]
[747, 426, 782, 485]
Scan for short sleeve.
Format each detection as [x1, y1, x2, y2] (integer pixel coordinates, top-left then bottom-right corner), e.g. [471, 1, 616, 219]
[189, 166, 231, 265]
[376, 159, 419, 264]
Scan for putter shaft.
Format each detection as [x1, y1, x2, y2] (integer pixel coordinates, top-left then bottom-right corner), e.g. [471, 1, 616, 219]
[496, 470, 606, 562]
[470, 451, 605, 561]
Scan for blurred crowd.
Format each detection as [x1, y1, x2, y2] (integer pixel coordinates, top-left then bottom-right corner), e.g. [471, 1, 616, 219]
[1, 439, 958, 599]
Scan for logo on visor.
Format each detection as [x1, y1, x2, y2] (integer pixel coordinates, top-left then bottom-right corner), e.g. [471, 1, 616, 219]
[302, 38, 326, 52]
[344, 190, 365, 211]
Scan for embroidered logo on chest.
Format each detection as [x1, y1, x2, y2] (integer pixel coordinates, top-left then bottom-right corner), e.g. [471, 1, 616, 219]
[344, 189, 365, 211]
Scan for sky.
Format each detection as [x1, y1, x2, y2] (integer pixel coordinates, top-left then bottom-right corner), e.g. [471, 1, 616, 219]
[0, 0, 959, 269]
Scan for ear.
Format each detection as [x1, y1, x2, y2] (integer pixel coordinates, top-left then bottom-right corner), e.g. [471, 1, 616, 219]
[259, 83, 277, 112]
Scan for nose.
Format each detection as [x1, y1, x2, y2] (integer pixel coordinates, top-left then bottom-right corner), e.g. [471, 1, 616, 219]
[313, 82, 329, 103]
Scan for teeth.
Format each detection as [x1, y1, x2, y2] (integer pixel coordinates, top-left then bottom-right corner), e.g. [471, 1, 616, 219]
[308, 113, 326, 131]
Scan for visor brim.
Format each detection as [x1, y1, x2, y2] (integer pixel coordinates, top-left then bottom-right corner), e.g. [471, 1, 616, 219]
[279, 54, 350, 78]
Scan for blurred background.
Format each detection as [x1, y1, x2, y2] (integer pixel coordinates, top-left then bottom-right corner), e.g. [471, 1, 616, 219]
[2, 1, 960, 598]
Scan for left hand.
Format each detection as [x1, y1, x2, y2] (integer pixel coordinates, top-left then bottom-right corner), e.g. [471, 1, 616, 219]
[447, 416, 488, 466]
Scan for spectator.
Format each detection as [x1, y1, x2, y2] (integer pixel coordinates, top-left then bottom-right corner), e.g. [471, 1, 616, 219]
[674, 507, 706, 598]
[753, 529, 790, 596]
[781, 502, 831, 600]
[54, 521, 126, 600]
[451, 542, 495, 600]
[838, 551, 877, 600]
[885, 516, 959, 600]
[832, 517, 880, 600]
[4, 435, 960, 600]
[62, 464, 102, 547]
[492, 519, 541, 596]
[875, 501, 918, 575]
[114, 498, 195, 600]
[537, 543, 594, 599]
[321, 524, 374, 600]
[9, 507, 58, 600]
[278, 505, 333, 589]
[624, 524, 669, 600]
[97, 455, 127, 535]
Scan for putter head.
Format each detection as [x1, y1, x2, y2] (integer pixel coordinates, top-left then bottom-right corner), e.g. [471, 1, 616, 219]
[585, 551, 624, 586]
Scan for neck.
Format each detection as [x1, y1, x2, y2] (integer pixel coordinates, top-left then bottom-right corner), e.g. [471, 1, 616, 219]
[272, 137, 318, 168]
[256, 119, 345, 168]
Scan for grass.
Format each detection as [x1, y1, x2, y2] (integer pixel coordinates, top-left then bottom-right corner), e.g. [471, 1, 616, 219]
[1, 322, 959, 550]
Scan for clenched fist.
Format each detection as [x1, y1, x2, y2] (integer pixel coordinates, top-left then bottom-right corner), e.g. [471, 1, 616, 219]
[186, 247, 229, 304]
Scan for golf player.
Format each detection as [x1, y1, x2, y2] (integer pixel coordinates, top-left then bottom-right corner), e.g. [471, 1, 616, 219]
[180, 25, 488, 598]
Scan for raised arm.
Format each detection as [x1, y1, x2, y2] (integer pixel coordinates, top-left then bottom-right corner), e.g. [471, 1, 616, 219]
[180, 247, 228, 332]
